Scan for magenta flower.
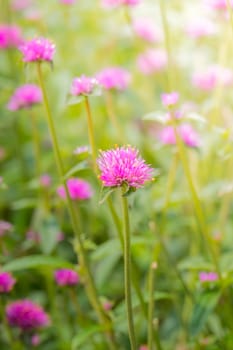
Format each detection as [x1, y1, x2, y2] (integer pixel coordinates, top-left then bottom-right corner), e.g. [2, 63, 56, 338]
[6, 300, 50, 331]
[54, 269, 79, 287]
[186, 19, 216, 39]
[7, 84, 42, 111]
[0, 272, 16, 293]
[0, 24, 23, 49]
[161, 92, 179, 107]
[0, 220, 13, 237]
[40, 174, 51, 188]
[57, 178, 93, 200]
[199, 272, 218, 282]
[96, 67, 131, 91]
[70, 75, 98, 96]
[205, 0, 233, 10]
[19, 37, 55, 63]
[97, 146, 154, 189]
[137, 49, 167, 75]
[133, 18, 161, 43]
[159, 124, 200, 148]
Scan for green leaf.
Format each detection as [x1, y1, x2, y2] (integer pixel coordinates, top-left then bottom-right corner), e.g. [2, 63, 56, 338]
[11, 198, 37, 210]
[2, 255, 73, 272]
[98, 186, 116, 205]
[189, 290, 220, 337]
[67, 95, 85, 106]
[142, 110, 167, 124]
[38, 215, 61, 255]
[178, 256, 214, 271]
[64, 162, 92, 179]
[71, 325, 105, 349]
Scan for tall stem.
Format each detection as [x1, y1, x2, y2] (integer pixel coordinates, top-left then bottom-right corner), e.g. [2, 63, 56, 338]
[105, 91, 125, 143]
[121, 189, 136, 350]
[36, 63, 117, 349]
[84, 97, 97, 173]
[30, 111, 41, 177]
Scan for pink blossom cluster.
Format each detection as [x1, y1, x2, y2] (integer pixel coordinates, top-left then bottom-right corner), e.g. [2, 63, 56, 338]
[186, 19, 217, 39]
[161, 92, 179, 107]
[71, 75, 98, 96]
[40, 174, 52, 188]
[97, 146, 154, 188]
[19, 37, 55, 62]
[159, 124, 200, 148]
[199, 271, 218, 282]
[0, 272, 16, 293]
[7, 84, 42, 111]
[97, 67, 131, 91]
[0, 220, 13, 237]
[101, 0, 141, 7]
[11, 0, 32, 11]
[192, 65, 233, 91]
[6, 300, 50, 330]
[137, 49, 167, 75]
[204, 0, 233, 10]
[54, 269, 80, 286]
[59, 0, 76, 4]
[133, 18, 162, 43]
[0, 24, 23, 49]
[57, 178, 93, 201]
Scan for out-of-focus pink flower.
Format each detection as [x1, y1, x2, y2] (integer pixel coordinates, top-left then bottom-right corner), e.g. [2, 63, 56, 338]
[204, 0, 233, 10]
[26, 230, 40, 243]
[57, 232, 65, 242]
[0, 25, 23, 49]
[159, 124, 200, 148]
[19, 37, 55, 63]
[59, 0, 75, 3]
[57, 178, 93, 201]
[73, 145, 89, 155]
[192, 65, 233, 91]
[7, 84, 42, 111]
[139, 346, 149, 350]
[101, 0, 141, 7]
[96, 67, 131, 91]
[137, 49, 167, 75]
[40, 174, 51, 188]
[6, 300, 50, 331]
[0, 272, 16, 293]
[199, 271, 218, 282]
[186, 19, 217, 39]
[0, 221, 13, 237]
[133, 18, 162, 43]
[11, 0, 32, 11]
[97, 146, 154, 188]
[103, 300, 113, 311]
[70, 75, 98, 96]
[54, 269, 79, 287]
[31, 334, 40, 347]
[161, 92, 179, 107]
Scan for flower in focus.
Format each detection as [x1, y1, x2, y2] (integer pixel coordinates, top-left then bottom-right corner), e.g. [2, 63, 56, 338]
[54, 269, 79, 286]
[7, 84, 42, 111]
[133, 18, 162, 43]
[0, 220, 13, 237]
[97, 146, 154, 189]
[40, 174, 51, 188]
[137, 49, 167, 75]
[0, 272, 16, 293]
[159, 124, 200, 148]
[57, 178, 93, 200]
[96, 67, 131, 91]
[161, 92, 179, 107]
[70, 75, 98, 96]
[0, 24, 23, 49]
[186, 18, 217, 39]
[19, 37, 55, 62]
[6, 300, 50, 330]
[199, 271, 218, 282]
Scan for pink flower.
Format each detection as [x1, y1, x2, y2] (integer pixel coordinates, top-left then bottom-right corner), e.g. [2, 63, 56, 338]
[199, 272, 218, 282]
[26, 230, 40, 243]
[54, 269, 79, 286]
[0, 272, 16, 293]
[31, 334, 40, 347]
[186, 19, 216, 39]
[137, 49, 167, 75]
[192, 65, 233, 91]
[0, 220, 13, 237]
[101, 0, 140, 7]
[11, 0, 32, 11]
[73, 145, 89, 155]
[57, 178, 93, 200]
[0, 24, 23, 49]
[70, 75, 98, 96]
[139, 346, 149, 350]
[159, 124, 200, 148]
[161, 92, 179, 107]
[96, 67, 131, 91]
[133, 18, 161, 43]
[6, 300, 50, 330]
[40, 174, 51, 188]
[97, 146, 154, 188]
[59, 0, 75, 3]
[204, 0, 233, 10]
[19, 37, 55, 62]
[7, 84, 42, 111]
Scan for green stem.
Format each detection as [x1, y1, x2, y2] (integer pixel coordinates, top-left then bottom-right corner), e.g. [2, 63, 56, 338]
[84, 97, 97, 173]
[36, 63, 117, 350]
[121, 189, 136, 350]
[105, 91, 125, 144]
[30, 111, 41, 177]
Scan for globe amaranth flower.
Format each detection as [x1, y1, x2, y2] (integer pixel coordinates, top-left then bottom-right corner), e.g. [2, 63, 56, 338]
[159, 124, 200, 148]
[0, 220, 13, 237]
[192, 65, 233, 91]
[186, 19, 217, 39]
[199, 271, 218, 282]
[54, 269, 79, 287]
[6, 300, 50, 331]
[70, 75, 98, 96]
[19, 37, 55, 62]
[57, 178, 93, 200]
[39, 174, 51, 188]
[59, 0, 76, 4]
[96, 67, 131, 91]
[97, 146, 154, 189]
[161, 92, 179, 107]
[7, 84, 42, 111]
[102, 0, 141, 7]
[137, 49, 167, 75]
[0, 272, 16, 293]
[133, 18, 162, 43]
[0, 24, 23, 49]
[205, 0, 233, 10]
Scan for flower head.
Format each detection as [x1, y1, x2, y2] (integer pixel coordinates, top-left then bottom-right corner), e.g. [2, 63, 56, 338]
[0, 272, 16, 293]
[40, 174, 51, 188]
[204, 0, 233, 10]
[159, 124, 200, 148]
[96, 67, 131, 91]
[192, 65, 233, 91]
[101, 0, 140, 7]
[57, 178, 93, 200]
[70, 75, 98, 96]
[11, 0, 32, 11]
[0, 220, 13, 237]
[6, 300, 49, 331]
[133, 18, 161, 43]
[137, 49, 167, 75]
[0, 24, 23, 49]
[7, 84, 42, 111]
[97, 146, 154, 189]
[186, 19, 217, 39]
[161, 92, 179, 107]
[19, 37, 55, 62]
[199, 271, 218, 282]
[59, 0, 75, 3]
[54, 269, 79, 286]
